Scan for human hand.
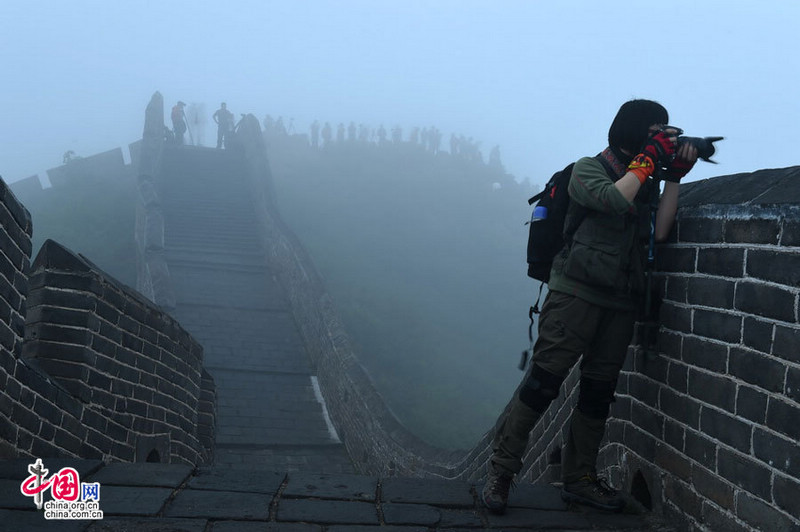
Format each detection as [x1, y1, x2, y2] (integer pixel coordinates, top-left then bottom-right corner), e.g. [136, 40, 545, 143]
[664, 142, 699, 182]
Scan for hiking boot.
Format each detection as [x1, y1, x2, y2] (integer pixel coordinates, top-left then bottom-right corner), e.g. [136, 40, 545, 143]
[481, 465, 514, 514]
[562, 474, 625, 512]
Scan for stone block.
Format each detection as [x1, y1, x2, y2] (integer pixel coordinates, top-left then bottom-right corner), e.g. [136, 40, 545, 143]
[688, 369, 736, 412]
[717, 447, 772, 500]
[659, 387, 700, 429]
[773, 474, 800, 519]
[678, 217, 724, 243]
[282, 473, 376, 501]
[747, 249, 800, 287]
[188, 466, 284, 494]
[659, 301, 691, 334]
[773, 324, 800, 364]
[753, 427, 800, 478]
[682, 336, 728, 372]
[692, 308, 741, 344]
[691, 462, 734, 509]
[98, 485, 174, 516]
[735, 281, 795, 323]
[766, 397, 800, 440]
[276, 499, 377, 525]
[666, 359, 688, 394]
[165, 489, 270, 520]
[658, 247, 697, 274]
[729, 348, 786, 393]
[725, 218, 780, 244]
[700, 406, 751, 453]
[88, 463, 192, 488]
[786, 366, 800, 403]
[737, 491, 798, 532]
[735, 385, 767, 424]
[742, 317, 774, 354]
[782, 218, 800, 246]
[684, 429, 717, 465]
[687, 277, 735, 309]
[380, 477, 473, 507]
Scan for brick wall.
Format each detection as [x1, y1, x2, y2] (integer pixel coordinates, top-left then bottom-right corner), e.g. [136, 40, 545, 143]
[594, 168, 800, 531]
[0, 174, 215, 466]
[245, 128, 800, 530]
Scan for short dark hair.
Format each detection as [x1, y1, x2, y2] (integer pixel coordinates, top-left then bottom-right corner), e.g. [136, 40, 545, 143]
[608, 99, 669, 152]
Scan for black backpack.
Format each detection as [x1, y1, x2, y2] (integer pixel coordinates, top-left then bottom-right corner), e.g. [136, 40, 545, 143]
[525, 154, 619, 283]
[525, 162, 576, 283]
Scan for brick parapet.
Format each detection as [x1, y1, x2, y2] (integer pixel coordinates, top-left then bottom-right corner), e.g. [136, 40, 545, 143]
[0, 167, 215, 467]
[599, 198, 800, 530]
[241, 123, 800, 530]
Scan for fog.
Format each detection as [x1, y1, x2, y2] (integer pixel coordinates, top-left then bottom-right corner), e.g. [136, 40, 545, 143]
[3, 1, 800, 187]
[3, 1, 800, 448]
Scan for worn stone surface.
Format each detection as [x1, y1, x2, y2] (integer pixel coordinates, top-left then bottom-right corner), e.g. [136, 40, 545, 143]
[2, 463, 673, 530]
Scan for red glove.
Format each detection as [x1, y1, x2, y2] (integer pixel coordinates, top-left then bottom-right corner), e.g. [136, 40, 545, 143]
[628, 131, 677, 184]
[641, 131, 677, 166]
[665, 156, 696, 182]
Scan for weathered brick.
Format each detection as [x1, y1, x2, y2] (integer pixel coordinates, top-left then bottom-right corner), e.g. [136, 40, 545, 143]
[726, 218, 780, 245]
[766, 397, 800, 441]
[688, 369, 736, 412]
[747, 249, 800, 287]
[665, 275, 688, 304]
[26, 306, 90, 328]
[729, 348, 786, 393]
[692, 309, 741, 344]
[782, 219, 800, 246]
[678, 218, 724, 244]
[692, 463, 734, 509]
[718, 447, 772, 500]
[737, 491, 798, 532]
[753, 427, 800, 478]
[27, 286, 95, 311]
[663, 476, 703, 519]
[684, 429, 716, 465]
[667, 359, 688, 394]
[631, 401, 663, 439]
[773, 324, 800, 364]
[697, 248, 744, 278]
[655, 442, 691, 481]
[663, 419, 684, 451]
[687, 277, 735, 309]
[658, 247, 697, 274]
[701, 501, 750, 532]
[787, 366, 800, 403]
[660, 387, 700, 429]
[624, 424, 657, 462]
[629, 374, 659, 406]
[742, 317, 774, 354]
[700, 407, 751, 453]
[735, 281, 795, 322]
[773, 474, 800, 519]
[682, 336, 728, 372]
[27, 323, 92, 346]
[736, 385, 767, 424]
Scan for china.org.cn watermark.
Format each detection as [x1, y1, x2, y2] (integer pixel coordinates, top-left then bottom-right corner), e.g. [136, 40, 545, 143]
[19, 458, 104, 520]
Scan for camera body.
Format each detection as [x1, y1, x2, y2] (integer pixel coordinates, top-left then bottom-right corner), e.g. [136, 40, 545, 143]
[658, 125, 723, 163]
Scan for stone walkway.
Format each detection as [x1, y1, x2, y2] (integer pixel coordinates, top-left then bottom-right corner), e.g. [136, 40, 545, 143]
[157, 146, 352, 473]
[0, 460, 672, 531]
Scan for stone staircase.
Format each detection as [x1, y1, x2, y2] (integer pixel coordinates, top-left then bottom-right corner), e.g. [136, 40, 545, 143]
[157, 145, 353, 473]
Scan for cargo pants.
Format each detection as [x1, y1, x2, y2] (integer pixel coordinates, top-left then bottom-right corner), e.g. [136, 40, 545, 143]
[491, 289, 636, 483]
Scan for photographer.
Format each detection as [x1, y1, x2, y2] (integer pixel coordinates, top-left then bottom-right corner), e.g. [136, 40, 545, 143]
[482, 99, 698, 514]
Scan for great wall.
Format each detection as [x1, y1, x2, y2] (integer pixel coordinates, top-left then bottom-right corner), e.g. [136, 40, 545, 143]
[0, 92, 797, 530]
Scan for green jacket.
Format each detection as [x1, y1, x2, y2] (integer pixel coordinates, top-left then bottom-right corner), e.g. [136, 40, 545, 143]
[548, 149, 655, 311]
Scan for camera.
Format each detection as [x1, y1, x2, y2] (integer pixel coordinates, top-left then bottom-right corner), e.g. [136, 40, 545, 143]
[659, 126, 723, 163]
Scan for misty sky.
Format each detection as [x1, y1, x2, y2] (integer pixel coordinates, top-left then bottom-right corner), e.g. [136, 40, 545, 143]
[2, 1, 799, 187]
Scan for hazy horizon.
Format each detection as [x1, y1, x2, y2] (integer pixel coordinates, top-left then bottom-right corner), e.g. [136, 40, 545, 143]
[3, 1, 799, 189]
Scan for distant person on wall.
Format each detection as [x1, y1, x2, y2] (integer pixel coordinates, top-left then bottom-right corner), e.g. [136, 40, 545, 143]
[213, 102, 235, 149]
[480, 99, 698, 515]
[171, 101, 187, 145]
